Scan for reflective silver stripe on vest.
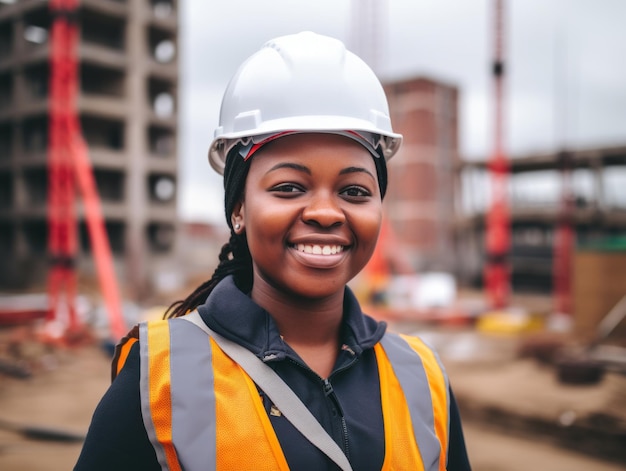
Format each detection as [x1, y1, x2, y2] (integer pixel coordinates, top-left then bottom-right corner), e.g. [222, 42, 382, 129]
[140, 319, 217, 471]
[380, 333, 446, 471]
[427, 338, 450, 467]
[170, 318, 216, 470]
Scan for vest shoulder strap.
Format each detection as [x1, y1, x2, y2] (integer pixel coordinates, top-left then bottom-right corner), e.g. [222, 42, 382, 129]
[181, 311, 354, 471]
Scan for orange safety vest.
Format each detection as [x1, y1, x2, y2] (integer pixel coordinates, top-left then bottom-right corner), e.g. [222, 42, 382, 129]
[116, 316, 450, 471]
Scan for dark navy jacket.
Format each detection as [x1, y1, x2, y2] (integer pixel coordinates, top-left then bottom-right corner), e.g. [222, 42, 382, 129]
[75, 276, 471, 470]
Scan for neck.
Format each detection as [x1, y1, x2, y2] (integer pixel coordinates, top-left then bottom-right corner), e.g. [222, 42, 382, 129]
[250, 281, 344, 378]
[252, 283, 344, 343]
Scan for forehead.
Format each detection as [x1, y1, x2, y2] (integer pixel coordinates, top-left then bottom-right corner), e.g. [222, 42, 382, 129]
[248, 133, 377, 172]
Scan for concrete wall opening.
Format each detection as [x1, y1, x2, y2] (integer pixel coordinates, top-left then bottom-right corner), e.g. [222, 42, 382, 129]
[147, 222, 175, 253]
[81, 9, 125, 51]
[0, 124, 12, 159]
[149, 27, 175, 63]
[148, 125, 174, 157]
[81, 116, 124, 151]
[94, 169, 125, 202]
[148, 173, 175, 203]
[0, 72, 12, 109]
[22, 117, 47, 154]
[0, 21, 12, 59]
[151, 0, 175, 19]
[0, 222, 14, 257]
[0, 171, 12, 208]
[81, 64, 125, 98]
[23, 220, 48, 254]
[148, 78, 175, 118]
[24, 63, 48, 100]
[23, 7, 50, 48]
[23, 168, 47, 205]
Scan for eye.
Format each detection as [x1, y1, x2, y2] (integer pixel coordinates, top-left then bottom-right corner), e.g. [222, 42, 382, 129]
[270, 183, 305, 195]
[340, 185, 372, 199]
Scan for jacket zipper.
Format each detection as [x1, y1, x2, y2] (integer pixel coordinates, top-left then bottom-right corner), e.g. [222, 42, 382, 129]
[323, 377, 350, 460]
[280, 351, 359, 461]
[281, 356, 356, 460]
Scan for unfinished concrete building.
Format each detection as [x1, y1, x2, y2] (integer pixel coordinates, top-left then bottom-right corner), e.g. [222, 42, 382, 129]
[0, 0, 179, 294]
[383, 77, 460, 273]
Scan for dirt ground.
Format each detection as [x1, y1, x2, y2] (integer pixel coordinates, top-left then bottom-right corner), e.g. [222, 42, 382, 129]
[0, 340, 625, 471]
[0, 343, 110, 471]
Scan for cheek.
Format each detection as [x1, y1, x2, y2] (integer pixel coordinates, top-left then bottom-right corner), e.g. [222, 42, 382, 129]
[353, 207, 383, 249]
[243, 202, 289, 248]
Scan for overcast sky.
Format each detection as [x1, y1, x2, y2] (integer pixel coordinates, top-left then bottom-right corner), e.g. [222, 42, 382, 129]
[176, 0, 626, 224]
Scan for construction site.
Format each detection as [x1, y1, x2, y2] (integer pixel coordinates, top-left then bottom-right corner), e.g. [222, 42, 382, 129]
[0, 0, 625, 470]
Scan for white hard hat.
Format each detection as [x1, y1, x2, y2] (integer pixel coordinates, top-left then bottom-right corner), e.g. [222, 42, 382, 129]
[208, 31, 403, 175]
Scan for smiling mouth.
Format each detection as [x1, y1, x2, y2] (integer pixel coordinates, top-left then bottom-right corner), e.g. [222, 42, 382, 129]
[293, 244, 345, 255]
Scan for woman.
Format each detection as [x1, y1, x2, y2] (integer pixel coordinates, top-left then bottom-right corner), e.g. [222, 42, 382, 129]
[75, 32, 471, 471]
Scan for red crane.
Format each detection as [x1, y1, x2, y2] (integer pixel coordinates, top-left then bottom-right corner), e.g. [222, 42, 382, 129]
[552, 151, 574, 315]
[47, 0, 126, 341]
[484, 0, 511, 309]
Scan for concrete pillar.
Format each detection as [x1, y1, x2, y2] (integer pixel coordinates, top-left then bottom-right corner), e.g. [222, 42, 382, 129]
[125, 0, 149, 298]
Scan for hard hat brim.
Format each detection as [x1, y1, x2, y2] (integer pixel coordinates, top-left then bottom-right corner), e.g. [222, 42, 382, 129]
[208, 116, 403, 175]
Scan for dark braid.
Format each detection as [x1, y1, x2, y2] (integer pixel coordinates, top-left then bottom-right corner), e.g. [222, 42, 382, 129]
[164, 232, 252, 318]
[164, 146, 252, 319]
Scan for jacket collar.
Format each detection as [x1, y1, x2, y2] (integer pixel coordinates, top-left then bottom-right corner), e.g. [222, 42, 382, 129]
[196, 276, 387, 361]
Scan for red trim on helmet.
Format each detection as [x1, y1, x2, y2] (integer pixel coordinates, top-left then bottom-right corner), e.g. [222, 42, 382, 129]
[243, 131, 298, 161]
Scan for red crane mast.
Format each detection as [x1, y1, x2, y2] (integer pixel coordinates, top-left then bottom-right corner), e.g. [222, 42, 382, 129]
[484, 0, 511, 309]
[553, 151, 574, 316]
[47, 0, 126, 341]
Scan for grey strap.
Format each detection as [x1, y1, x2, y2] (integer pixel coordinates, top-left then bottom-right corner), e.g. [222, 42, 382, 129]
[182, 311, 354, 471]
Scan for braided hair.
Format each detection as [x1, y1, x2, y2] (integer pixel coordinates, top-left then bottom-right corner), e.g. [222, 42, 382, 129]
[164, 147, 252, 318]
[164, 136, 389, 319]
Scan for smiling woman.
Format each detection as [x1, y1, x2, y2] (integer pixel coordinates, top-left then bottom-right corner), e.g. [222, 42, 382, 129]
[75, 32, 471, 471]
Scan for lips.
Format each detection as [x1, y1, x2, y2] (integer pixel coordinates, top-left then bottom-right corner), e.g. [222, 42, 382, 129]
[288, 241, 349, 269]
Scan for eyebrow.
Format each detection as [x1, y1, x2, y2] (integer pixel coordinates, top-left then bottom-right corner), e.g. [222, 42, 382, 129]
[339, 166, 376, 181]
[267, 162, 311, 175]
[266, 162, 376, 181]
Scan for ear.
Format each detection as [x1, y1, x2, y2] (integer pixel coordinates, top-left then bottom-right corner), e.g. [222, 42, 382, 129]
[231, 200, 245, 233]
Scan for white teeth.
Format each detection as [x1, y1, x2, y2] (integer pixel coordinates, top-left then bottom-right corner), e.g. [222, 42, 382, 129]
[295, 244, 344, 255]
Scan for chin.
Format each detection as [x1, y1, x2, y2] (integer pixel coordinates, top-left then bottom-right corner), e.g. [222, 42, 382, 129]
[290, 277, 349, 300]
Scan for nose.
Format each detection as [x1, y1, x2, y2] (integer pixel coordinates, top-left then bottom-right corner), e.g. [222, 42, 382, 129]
[302, 191, 346, 228]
